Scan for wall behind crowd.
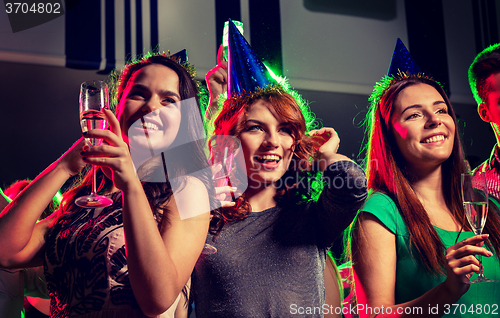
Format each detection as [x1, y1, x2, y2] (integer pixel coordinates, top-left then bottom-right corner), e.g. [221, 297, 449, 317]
[0, 0, 497, 199]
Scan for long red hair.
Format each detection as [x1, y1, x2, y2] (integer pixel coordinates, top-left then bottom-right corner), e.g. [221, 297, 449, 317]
[211, 88, 318, 230]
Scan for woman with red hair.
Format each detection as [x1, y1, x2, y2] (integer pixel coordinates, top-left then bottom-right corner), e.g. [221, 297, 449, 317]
[192, 83, 367, 317]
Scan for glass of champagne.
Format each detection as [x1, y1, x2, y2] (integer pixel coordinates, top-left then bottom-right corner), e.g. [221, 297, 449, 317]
[210, 135, 240, 199]
[461, 171, 497, 283]
[75, 80, 113, 208]
[201, 136, 241, 255]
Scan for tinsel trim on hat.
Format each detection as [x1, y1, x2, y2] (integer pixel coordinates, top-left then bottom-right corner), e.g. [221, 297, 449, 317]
[108, 50, 201, 113]
[369, 70, 439, 110]
[207, 76, 318, 137]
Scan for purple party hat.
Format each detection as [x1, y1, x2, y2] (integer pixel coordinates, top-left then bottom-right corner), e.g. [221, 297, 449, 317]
[387, 38, 421, 77]
[227, 19, 274, 99]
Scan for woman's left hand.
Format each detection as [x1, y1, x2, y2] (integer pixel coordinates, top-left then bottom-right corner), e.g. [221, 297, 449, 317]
[309, 127, 351, 171]
[80, 108, 138, 191]
[444, 234, 492, 295]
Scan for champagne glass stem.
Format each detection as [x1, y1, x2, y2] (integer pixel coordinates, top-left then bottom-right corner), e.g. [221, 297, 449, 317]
[477, 253, 486, 279]
[92, 165, 97, 195]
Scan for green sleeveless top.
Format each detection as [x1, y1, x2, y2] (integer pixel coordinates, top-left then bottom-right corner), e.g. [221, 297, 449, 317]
[362, 192, 500, 317]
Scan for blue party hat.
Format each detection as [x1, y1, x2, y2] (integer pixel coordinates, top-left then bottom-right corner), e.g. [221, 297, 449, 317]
[171, 49, 188, 64]
[227, 19, 274, 98]
[387, 38, 421, 77]
[369, 38, 437, 127]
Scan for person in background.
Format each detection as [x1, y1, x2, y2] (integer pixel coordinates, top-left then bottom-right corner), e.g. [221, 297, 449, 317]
[0, 179, 53, 318]
[469, 43, 500, 200]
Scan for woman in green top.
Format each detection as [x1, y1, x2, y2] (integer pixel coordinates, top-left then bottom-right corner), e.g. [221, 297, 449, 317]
[348, 44, 500, 317]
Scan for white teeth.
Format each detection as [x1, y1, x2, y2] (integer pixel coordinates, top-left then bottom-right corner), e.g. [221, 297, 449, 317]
[423, 135, 445, 143]
[142, 122, 159, 130]
[256, 155, 280, 161]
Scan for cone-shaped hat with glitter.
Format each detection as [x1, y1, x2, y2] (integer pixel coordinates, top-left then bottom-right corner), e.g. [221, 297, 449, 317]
[369, 38, 432, 113]
[171, 49, 188, 64]
[227, 19, 275, 98]
[387, 38, 421, 76]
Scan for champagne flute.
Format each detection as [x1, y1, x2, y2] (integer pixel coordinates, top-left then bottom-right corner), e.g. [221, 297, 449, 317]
[461, 171, 497, 283]
[201, 136, 241, 255]
[75, 80, 113, 208]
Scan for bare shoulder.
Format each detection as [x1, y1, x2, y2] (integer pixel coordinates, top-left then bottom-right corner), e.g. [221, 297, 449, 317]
[169, 176, 209, 204]
[162, 177, 210, 221]
[175, 176, 208, 195]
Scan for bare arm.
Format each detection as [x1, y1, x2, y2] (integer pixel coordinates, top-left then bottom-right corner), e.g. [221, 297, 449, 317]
[84, 109, 210, 316]
[353, 213, 491, 318]
[0, 138, 86, 268]
[121, 177, 209, 316]
[204, 45, 227, 123]
[324, 256, 341, 318]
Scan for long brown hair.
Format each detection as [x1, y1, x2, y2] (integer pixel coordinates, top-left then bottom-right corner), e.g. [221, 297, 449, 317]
[211, 86, 319, 230]
[350, 76, 500, 274]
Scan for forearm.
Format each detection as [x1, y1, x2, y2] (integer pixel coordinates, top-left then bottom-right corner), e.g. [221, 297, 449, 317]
[353, 214, 470, 318]
[121, 182, 181, 316]
[0, 161, 70, 257]
[204, 98, 220, 124]
[359, 282, 463, 318]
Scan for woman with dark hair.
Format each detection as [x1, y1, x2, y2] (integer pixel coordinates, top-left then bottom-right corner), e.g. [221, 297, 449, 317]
[0, 52, 214, 318]
[349, 54, 500, 316]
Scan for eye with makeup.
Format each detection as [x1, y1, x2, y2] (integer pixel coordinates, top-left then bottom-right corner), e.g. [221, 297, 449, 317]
[279, 126, 292, 135]
[162, 96, 178, 105]
[245, 124, 263, 132]
[128, 90, 147, 100]
[405, 112, 421, 121]
[436, 107, 448, 114]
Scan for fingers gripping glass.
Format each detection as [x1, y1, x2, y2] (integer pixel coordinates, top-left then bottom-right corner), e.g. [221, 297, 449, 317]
[75, 80, 113, 208]
[201, 136, 241, 255]
[461, 171, 497, 283]
[210, 135, 240, 200]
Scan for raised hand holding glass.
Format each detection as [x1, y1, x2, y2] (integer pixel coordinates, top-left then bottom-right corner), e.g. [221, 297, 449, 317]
[461, 171, 497, 283]
[75, 80, 113, 208]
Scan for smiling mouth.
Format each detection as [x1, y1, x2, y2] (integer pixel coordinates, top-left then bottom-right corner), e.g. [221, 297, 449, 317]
[422, 135, 445, 143]
[142, 122, 160, 131]
[255, 154, 281, 164]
